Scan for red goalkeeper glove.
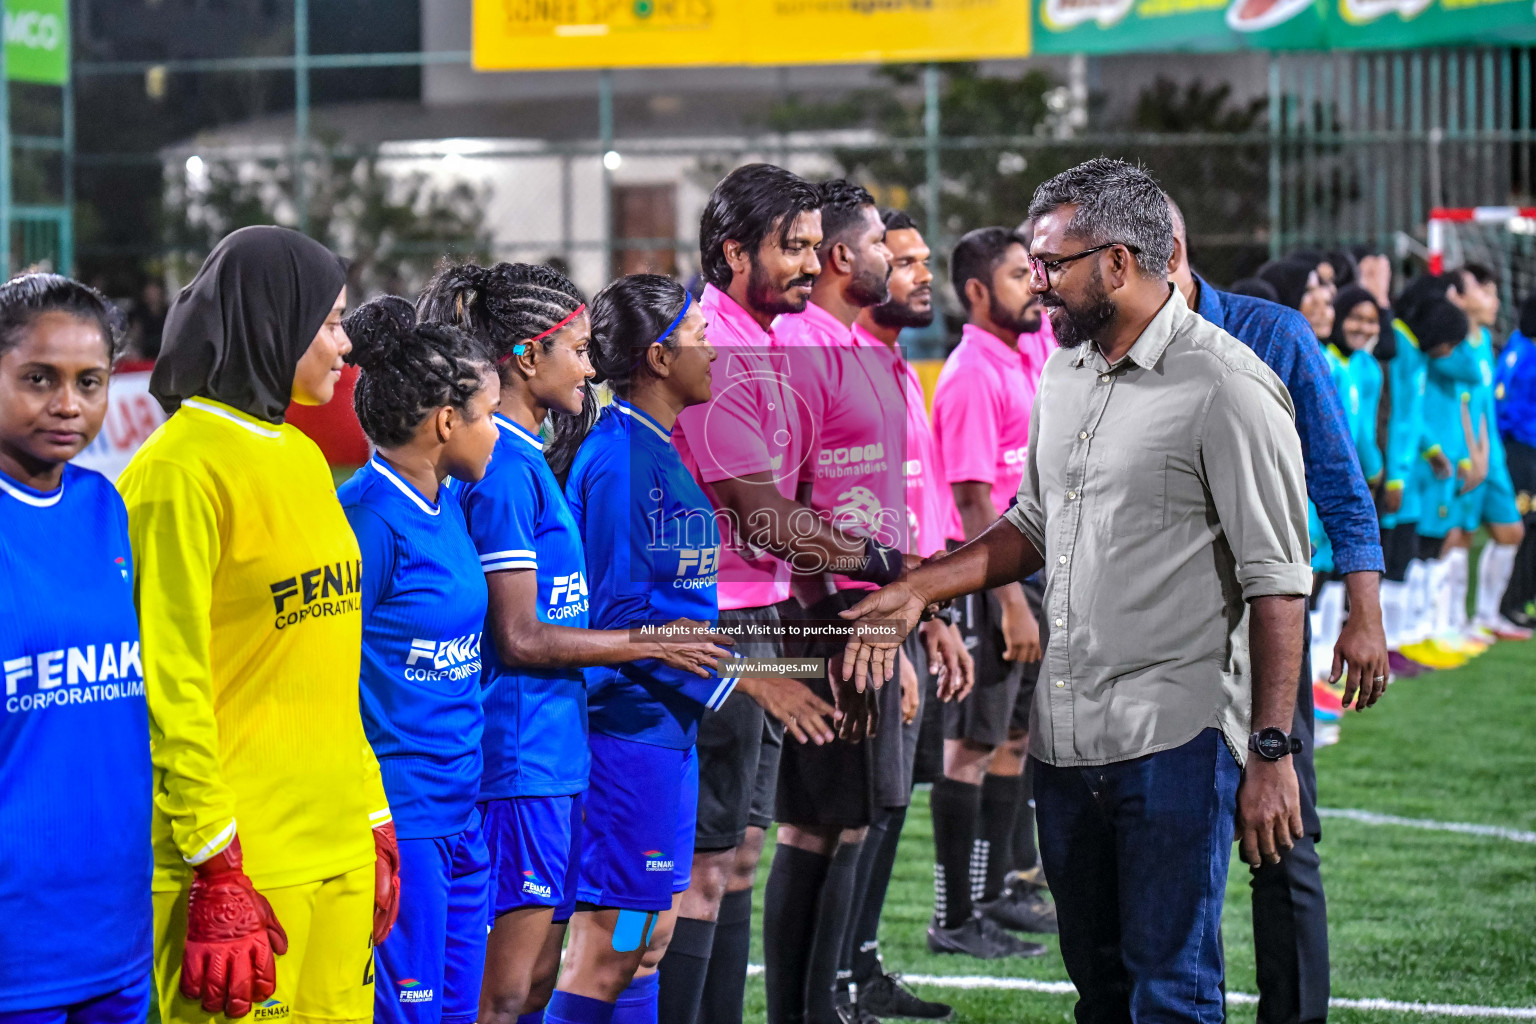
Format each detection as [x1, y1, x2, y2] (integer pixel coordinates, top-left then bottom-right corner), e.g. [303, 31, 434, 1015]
[180, 836, 288, 1017]
[372, 822, 401, 946]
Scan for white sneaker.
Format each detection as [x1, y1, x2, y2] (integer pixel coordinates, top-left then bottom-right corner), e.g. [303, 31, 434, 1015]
[1464, 624, 1499, 645]
[1477, 616, 1534, 641]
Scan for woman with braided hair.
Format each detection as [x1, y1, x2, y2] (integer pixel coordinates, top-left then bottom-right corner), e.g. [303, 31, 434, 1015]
[335, 296, 501, 1024]
[419, 264, 731, 1024]
[552, 274, 737, 1024]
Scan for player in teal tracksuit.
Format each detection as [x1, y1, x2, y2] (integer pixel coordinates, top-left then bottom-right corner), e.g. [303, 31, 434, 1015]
[1446, 262, 1527, 636]
[1383, 316, 1429, 530]
[1315, 284, 1388, 574]
[1451, 326, 1521, 532]
[1415, 329, 1483, 543]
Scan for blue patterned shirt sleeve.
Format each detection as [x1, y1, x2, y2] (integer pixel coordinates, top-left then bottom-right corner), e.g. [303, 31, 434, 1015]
[1195, 278, 1385, 575]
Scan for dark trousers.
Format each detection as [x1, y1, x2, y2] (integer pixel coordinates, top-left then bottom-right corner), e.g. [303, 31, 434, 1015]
[1500, 438, 1536, 618]
[1247, 635, 1330, 1024]
[1035, 729, 1240, 1024]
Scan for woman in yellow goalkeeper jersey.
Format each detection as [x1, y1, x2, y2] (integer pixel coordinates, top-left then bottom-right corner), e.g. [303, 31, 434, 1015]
[118, 226, 400, 1024]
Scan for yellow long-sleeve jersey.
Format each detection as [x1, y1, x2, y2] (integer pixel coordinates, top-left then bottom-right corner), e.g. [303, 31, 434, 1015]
[117, 397, 390, 892]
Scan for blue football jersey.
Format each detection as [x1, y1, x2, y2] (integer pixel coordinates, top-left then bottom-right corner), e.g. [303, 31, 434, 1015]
[340, 457, 488, 839]
[566, 400, 738, 749]
[0, 464, 152, 1011]
[1497, 330, 1536, 448]
[460, 415, 590, 798]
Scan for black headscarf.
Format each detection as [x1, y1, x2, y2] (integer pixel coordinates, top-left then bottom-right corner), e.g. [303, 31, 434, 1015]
[1229, 276, 1280, 303]
[1331, 284, 1385, 353]
[1256, 258, 1316, 311]
[151, 226, 349, 424]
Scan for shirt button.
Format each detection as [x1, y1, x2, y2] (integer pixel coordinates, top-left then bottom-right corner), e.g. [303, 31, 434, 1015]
[1067, 490, 1077, 500]
[1055, 618, 1064, 628]
[1055, 680, 1066, 688]
[1099, 374, 1110, 383]
[1058, 555, 1067, 564]
[1079, 431, 1088, 440]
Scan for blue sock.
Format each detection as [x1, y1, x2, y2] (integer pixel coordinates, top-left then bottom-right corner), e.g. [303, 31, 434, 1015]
[544, 991, 615, 1024]
[612, 972, 659, 1024]
[515, 1014, 546, 1024]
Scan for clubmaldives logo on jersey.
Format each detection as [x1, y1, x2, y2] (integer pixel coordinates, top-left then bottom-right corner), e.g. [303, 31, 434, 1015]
[644, 849, 674, 873]
[547, 571, 589, 620]
[270, 560, 363, 630]
[4, 641, 144, 714]
[404, 632, 482, 682]
[817, 441, 889, 479]
[1001, 444, 1029, 467]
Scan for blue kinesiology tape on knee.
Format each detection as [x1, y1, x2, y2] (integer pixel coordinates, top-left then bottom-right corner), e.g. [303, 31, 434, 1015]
[612, 909, 656, 952]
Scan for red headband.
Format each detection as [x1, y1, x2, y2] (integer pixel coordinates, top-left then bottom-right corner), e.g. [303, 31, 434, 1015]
[499, 304, 587, 364]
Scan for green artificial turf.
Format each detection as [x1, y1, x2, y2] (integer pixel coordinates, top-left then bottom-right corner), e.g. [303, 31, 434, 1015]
[746, 639, 1536, 1022]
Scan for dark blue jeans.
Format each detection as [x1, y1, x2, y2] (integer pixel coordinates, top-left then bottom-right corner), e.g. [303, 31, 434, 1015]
[1034, 728, 1241, 1024]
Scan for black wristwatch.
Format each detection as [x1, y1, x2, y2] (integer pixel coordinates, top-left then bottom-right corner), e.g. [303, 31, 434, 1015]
[1248, 727, 1303, 762]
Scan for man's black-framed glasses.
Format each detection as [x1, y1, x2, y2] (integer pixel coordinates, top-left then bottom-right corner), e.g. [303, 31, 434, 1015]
[1028, 241, 1142, 285]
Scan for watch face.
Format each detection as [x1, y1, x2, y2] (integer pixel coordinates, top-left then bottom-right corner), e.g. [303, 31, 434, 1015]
[1256, 729, 1289, 760]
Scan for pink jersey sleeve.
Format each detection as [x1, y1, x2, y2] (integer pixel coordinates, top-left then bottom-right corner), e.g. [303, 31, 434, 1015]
[675, 356, 779, 483]
[933, 361, 1000, 486]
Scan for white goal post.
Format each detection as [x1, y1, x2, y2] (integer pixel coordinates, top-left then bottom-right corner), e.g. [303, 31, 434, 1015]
[1426, 206, 1536, 337]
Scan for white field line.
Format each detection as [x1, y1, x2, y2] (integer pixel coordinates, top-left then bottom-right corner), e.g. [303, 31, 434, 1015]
[1319, 807, 1536, 844]
[914, 788, 1535, 846]
[743, 967, 1536, 1017]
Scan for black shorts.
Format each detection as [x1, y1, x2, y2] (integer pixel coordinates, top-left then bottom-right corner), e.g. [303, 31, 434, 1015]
[869, 631, 926, 809]
[775, 591, 899, 829]
[911, 645, 945, 787]
[943, 586, 1026, 748]
[695, 604, 784, 851]
[1009, 577, 1046, 735]
[1381, 521, 1419, 582]
[1505, 438, 1536, 513]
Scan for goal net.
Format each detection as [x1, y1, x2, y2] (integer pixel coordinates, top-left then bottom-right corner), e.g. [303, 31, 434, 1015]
[1428, 206, 1536, 340]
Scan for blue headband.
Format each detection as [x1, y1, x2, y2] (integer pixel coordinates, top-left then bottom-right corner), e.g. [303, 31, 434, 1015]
[654, 292, 692, 347]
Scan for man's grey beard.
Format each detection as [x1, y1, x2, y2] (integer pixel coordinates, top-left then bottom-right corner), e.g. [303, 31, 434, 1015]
[1047, 298, 1117, 349]
[1044, 266, 1116, 349]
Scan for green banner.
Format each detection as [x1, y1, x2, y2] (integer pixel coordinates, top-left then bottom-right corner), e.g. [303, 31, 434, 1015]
[1327, 0, 1536, 49]
[1032, 0, 1536, 52]
[5, 0, 69, 85]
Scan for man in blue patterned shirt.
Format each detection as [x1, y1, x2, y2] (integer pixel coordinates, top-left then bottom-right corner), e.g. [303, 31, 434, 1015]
[1168, 195, 1388, 1024]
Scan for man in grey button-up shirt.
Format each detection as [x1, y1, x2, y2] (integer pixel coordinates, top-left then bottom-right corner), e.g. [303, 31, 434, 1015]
[841, 159, 1312, 1024]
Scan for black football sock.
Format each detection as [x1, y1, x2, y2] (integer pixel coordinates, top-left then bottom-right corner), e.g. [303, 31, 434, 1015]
[700, 888, 753, 1024]
[806, 839, 863, 1024]
[1501, 515, 1536, 618]
[980, 772, 1023, 904]
[656, 915, 716, 1024]
[930, 777, 981, 928]
[763, 844, 831, 1024]
[848, 806, 907, 986]
[1013, 759, 1040, 874]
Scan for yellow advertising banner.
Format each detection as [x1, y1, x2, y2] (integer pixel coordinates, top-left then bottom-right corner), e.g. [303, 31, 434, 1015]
[473, 0, 1033, 71]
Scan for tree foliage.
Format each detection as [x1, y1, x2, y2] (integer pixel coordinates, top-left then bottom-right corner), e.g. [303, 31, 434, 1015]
[164, 135, 491, 299]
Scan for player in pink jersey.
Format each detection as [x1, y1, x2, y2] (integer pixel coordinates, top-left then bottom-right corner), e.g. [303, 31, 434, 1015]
[928, 227, 1057, 961]
[764, 180, 963, 1024]
[827, 208, 977, 1022]
[658, 164, 905, 1024]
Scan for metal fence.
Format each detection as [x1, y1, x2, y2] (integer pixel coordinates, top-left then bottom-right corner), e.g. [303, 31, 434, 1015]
[10, 34, 1536, 355]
